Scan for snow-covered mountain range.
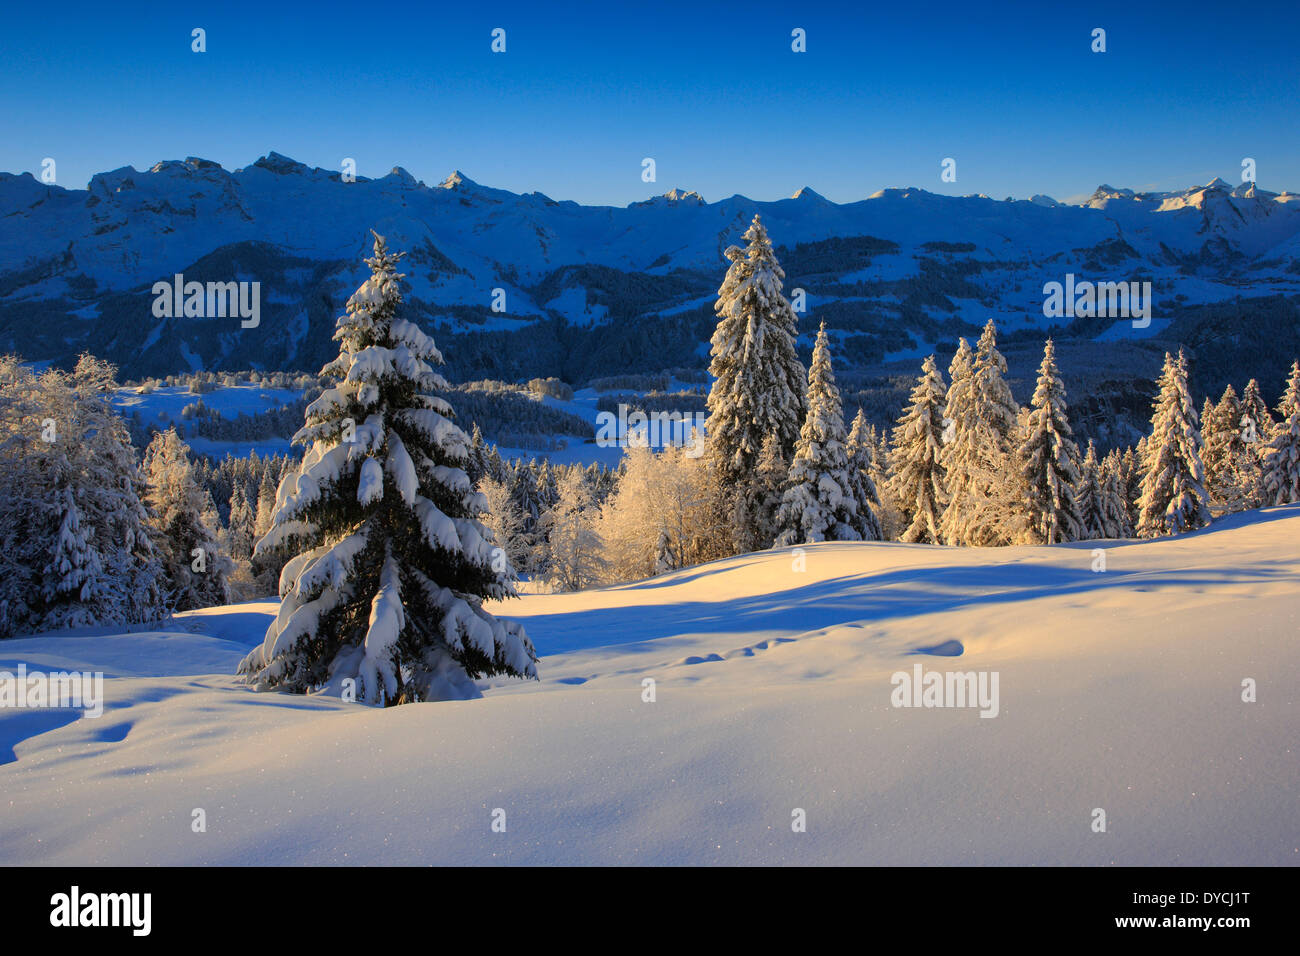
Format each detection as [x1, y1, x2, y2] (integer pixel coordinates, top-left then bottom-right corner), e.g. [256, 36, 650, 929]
[2, 152, 1299, 383]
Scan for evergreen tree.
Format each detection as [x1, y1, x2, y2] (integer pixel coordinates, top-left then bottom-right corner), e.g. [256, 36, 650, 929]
[142, 428, 231, 611]
[705, 214, 807, 549]
[238, 234, 537, 704]
[1075, 442, 1104, 541]
[0, 355, 165, 635]
[887, 355, 948, 544]
[653, 528, 676, 576]
[1018, 339, 1083, 544]
[1121, 445, 1141, 533]
[1136, 351, 1211, 537]
[1262, 360, 1300, 506]
[941, 322, 1023, 546]
[227, 482, 256, 561]
[775, 323, 859, 545]
[750, 434, 788, 550]
[44, 485, 104, 626]
[1099, 449, 1132, 538]
[845, 409, 884, 541]
[1202, 384, 1257, 513]
[1239, 378, 1274, 445]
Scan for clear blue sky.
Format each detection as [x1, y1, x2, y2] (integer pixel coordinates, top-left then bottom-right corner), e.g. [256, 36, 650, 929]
[2, 0, 1296, 206]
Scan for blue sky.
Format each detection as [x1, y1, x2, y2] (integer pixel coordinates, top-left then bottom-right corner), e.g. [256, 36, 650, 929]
[2, 0, 1296, 206]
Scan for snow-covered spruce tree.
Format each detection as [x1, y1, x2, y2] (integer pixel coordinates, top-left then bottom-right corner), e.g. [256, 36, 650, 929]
[0, 355, 165, 635]
[1239, 378, 1274, 445]
[750, 433, 789, 550]
[1121, 444, 1142, 532]
[846, 408, 883, 541]
[1018, 339, 1083, 544]
[1075, 442, 1104, 541]
[43, 485, 104, 627]
[1201, 384, 1256, 514]
[1100, 449, 1133, 538]
[653, 528, 676, 575]
[142, 428, 232, 611]
[1262, 360, 1300, 505]
[238, 234, 537, 704]
[887, 355, 948, 544]
[941, 322, 1024, 546]
[705, 214, 807, 551]
[227, 481, 256, 561]
[1136, 350, 1211, 537]
[775, 323, 859, 545]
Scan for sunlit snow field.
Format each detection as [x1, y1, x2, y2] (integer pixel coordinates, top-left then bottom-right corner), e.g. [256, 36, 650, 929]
[1, 506, 1297, 865]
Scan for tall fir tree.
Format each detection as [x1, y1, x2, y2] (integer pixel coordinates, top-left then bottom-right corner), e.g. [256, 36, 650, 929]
[1099, 448, 1132, 538]
[1262, 360, 1300, 506]
[941, 322, 1023, 546]
[845, 409, 884, 541]
[1136, 350, 1211, 537]
[1239, 378, 1274, 445]
[704, 214, 807, 550]
[750, 433, 789, 550]
[775, 323, 859, 545]
[1019, 339, 1083, 544]
[887, 355, 948, 544]
[238, 234, 537, 704]
[1075, 441, 1104, 541]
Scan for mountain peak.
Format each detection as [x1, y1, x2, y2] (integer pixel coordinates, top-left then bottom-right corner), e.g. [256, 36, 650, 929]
[252, 151, 311, 176]
[439, 170, 478, 190]
[663, 187, 705, 204]
[628, 188, 705, 208]
[1204, 176, 1232, 191]
[791, 186, 827, 201]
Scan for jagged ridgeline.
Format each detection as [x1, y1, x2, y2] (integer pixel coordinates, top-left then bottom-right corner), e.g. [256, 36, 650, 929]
[238, 233, 537, 705]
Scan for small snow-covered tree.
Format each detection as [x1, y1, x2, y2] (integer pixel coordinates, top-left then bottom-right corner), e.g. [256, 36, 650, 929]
[143, 428, 231, 611]
[888, 355, 948, 544]
[1121, 444, 1141, 532]
[239, 234, 537, 704]
[1136, 350, 1210, 537]
[1018, 339, 1083, 544]
[1099, 449, 1131, 538]
[1262, 360, 1300, 505]
[846, 409, 883, 541]
[227, 481, 256, 561]
[1075, 442, 1104, 541]
[1202, 384, 1259, 514]
[1239, 378, 1274, 445]
[775, 323, 859, 545]
[705, 214, 806, 550]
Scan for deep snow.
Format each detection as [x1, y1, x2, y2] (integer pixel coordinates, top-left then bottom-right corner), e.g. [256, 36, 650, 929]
[1, 506, 1296, 865]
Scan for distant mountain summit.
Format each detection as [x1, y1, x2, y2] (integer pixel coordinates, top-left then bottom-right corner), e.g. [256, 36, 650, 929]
[0, 152, 1297, 382]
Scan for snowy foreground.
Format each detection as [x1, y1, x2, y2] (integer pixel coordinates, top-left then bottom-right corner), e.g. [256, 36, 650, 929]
[2, 507, 1297, 866]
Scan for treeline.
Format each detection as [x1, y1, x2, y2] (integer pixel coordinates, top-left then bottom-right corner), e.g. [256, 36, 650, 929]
[475, 216, 1300, 593]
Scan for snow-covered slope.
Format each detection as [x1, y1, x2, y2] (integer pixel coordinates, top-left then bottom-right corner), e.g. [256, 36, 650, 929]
[2, 154, 1298, 379]
[1, 506, 1296, 865]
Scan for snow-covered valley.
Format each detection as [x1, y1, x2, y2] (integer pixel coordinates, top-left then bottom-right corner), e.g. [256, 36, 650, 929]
[2, 505, 1295, 866]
